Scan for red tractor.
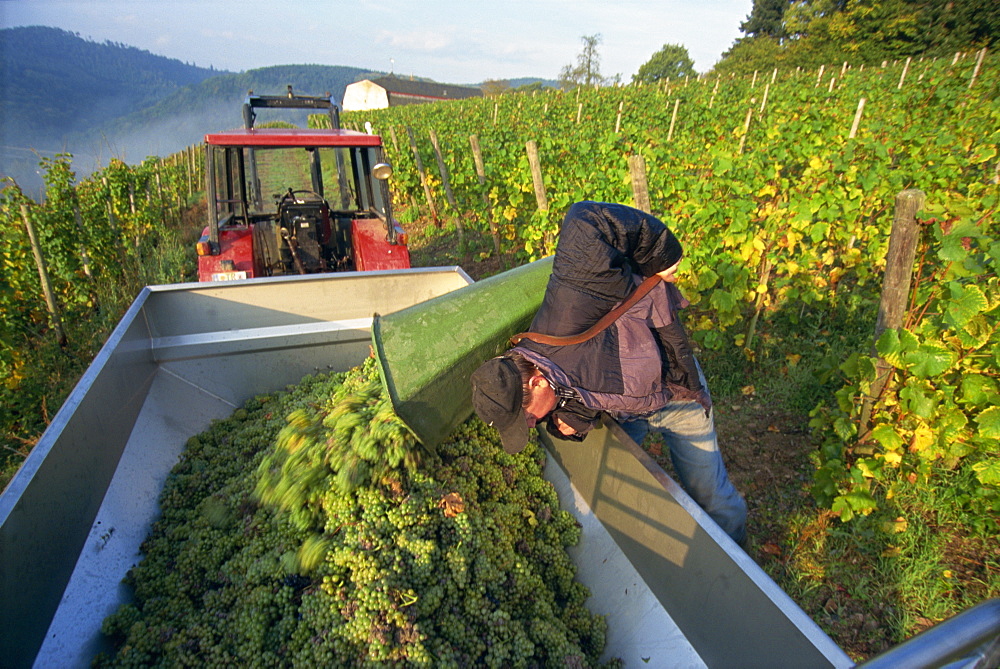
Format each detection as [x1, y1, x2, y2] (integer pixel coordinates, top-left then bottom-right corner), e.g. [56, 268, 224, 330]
[196, 88, 410, 281]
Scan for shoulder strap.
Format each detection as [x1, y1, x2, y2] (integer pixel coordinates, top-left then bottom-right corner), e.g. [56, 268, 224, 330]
[510, 274, 663, 347]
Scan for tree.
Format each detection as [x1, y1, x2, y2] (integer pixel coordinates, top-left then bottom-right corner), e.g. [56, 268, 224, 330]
[740, 0, 791, 38]
[632, 44, 697, 84]
[559, 34, 611, 88]
[782, 0, 848, 39]
[717, 0, 997, 73]
[714, 36, 785, 77]
[480, 79, 511, 97]
[512, 81, 547, 94]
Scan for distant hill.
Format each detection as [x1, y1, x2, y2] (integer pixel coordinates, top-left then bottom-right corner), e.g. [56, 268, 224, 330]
[1, 26, 224, 142]
[0, 27, 381, 194]
[506, 77, 560, 89]
[1, 26, 226, 193]
[0, 25, 547, 196]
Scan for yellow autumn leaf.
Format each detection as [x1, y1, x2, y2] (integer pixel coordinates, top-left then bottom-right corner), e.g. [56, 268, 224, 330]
[881, 517, 908, 533]
[809, 156, 825, 171]
[909, 424, 935, 454]
[756, 183, 777, 198]
[880, 451, 903, 467]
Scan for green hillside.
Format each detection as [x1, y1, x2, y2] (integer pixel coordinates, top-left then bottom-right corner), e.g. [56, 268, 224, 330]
[0, 26, 382, 195]
[0, 26, 224, 141]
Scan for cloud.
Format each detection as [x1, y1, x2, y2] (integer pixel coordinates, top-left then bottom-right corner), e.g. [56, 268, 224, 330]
[375, 28, 455, 54]
[2, 0, 749, 83]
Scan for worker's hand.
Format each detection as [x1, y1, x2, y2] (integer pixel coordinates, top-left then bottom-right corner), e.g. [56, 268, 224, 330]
[552, 416, 578, 437]
[656, 259, 682, 283]
[695, 389, 712, 418]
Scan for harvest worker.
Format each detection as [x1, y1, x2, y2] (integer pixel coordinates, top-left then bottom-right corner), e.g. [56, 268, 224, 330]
[470, 200, 747, 547]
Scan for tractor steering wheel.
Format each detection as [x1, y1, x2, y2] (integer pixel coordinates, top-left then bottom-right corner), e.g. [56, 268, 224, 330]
[282, 189, 324, 204]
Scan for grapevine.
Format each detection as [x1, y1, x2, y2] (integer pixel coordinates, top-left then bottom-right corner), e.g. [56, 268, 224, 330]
[1, 149, 198, 489]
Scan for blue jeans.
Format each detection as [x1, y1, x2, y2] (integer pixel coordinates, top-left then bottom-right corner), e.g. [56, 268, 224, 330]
[620, 384, 747, 547]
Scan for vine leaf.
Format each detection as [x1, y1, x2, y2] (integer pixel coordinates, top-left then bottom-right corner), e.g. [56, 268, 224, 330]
[876, 328, 918, 369]
[871, 424, 904, 452]
[438, 492, 465, 518]
[955, 315, 992, 350]
[904, 343, 956, 379]
[900, 382, 937, 421]
[972, 459, 1000, 486]
[832, 490, 877, 521]
[976, 406, 1000, 439]
[961, 374, 999, 407]
[944, 283, 988, 330]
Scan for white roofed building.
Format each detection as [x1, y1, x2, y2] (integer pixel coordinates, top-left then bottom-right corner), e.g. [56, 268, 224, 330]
[343, 75, 482, 111]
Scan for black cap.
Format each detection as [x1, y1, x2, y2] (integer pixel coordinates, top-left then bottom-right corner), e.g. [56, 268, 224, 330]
[470, 357, 529, 454]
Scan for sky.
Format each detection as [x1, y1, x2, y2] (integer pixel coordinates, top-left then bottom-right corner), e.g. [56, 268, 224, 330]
[0, 0, 751, 83]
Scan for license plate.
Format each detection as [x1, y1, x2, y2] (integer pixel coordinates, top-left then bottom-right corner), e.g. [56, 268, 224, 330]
[210, 271, 247, 282]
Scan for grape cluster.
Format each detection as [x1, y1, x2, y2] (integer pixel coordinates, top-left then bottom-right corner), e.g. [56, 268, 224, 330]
[94, 360, 619, 668]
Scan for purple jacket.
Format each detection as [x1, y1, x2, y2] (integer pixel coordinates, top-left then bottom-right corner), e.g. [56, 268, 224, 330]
[515, 201, 705, 426]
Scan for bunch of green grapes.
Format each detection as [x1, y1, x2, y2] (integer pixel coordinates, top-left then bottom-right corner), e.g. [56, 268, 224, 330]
[255, 357, 425, 532]
[96, 360, 615, 668]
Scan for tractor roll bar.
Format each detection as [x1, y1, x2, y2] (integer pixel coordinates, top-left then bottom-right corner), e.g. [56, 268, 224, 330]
[242, 85, 341, 130]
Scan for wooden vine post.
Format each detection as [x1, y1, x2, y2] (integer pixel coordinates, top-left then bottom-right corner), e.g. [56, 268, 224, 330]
[20, 204, 67, 347]
[388, 126, 400, 155]
[469, 135, 501, 255]
[428, 129, 461, 244]
[969, 48, 987, 88]
[860, 188, 927, 432]
[428, 130, 457, 209]
[745, 257, 773, 350]
[406, 126, 439, 223]
[185, 146, 193, 197]
[525, 140, 548, 212]
[738, 107, 754, 155]
[155, 167, 169, 226]
[759, 82, 771, 114]
[897, 57, 912, 89]
[667, 99, 680, 142]
[628, 154, 651, 213]
[849, 98, 867, 139]
[103, 177, 119, 234]
[72, 205, 94, 281]
[103, 176, 128, 262]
